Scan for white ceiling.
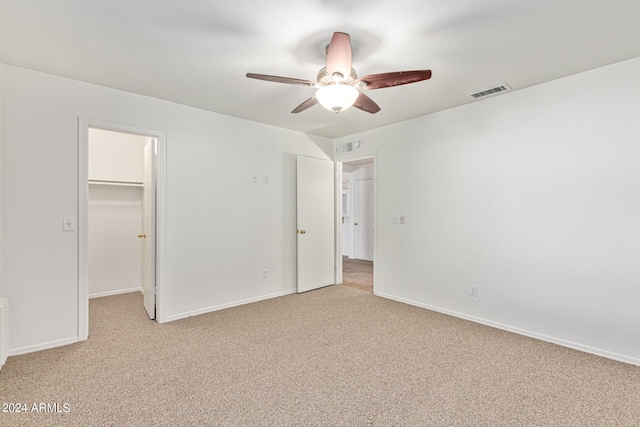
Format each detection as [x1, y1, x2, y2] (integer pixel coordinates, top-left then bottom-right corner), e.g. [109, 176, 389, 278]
[1, 0, 639, 139]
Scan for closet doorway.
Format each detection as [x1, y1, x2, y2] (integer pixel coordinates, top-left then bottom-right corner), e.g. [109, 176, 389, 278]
[78, 119, 167, 341]
[341, 157, 374, 293]
[87, 129, 156, 318]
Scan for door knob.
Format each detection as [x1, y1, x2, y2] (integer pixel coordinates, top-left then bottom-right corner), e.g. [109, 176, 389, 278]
[354, 223, 358, 226]
[299, 229, 306, 234]
[138, 233, 147, 238]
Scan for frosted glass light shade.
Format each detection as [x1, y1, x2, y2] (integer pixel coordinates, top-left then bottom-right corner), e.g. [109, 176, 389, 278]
[316, 84, 359, 112]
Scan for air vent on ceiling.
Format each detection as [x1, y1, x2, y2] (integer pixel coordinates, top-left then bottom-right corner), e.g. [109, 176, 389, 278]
[470, 84, 512, 99]
[336, 140, 360, 154]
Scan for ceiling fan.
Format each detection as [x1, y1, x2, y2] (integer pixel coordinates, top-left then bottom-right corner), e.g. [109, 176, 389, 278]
[246, 32, 432, 114]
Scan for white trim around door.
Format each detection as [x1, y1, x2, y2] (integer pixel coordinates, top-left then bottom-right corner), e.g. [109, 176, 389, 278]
[78, 118, 168, 341]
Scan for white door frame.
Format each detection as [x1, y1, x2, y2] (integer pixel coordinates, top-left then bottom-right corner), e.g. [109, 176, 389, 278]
[334, 162, 343, 285]
[141, 138, 157, 319]
[335, 155, 376, 291]
[78, 118, 167, 340]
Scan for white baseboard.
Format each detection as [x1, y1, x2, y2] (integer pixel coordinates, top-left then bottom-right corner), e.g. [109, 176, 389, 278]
[89, 287, 143, 299]
[10, 336, 79, 357]
[161, 289, 297, 323]
[10, 289, 142, 356]
[0, 298, 8, 369]
[375, 291, 640, 367]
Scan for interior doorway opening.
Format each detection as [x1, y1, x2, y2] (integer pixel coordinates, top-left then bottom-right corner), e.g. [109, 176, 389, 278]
[87, 128, 156, 318]
[339, 157, 374, 293]
[78, 118, 167, 341]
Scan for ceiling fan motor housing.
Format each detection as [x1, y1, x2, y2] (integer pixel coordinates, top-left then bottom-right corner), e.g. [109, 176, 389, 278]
[317, 66, 358, 86]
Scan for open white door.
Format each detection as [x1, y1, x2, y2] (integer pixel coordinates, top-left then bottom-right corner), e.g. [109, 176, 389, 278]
[297, 156, 335, 293]
[141, 139, 156, 319]
[354, 178, 374, 261]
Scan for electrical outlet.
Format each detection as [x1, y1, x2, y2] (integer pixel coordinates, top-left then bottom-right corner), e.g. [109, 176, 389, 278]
[470, 285, 477, 297]
[63, 216, 76, 231]
[262, 269, 268, 279]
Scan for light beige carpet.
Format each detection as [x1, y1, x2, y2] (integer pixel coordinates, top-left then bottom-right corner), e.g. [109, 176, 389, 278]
[1, 286, 639, 426]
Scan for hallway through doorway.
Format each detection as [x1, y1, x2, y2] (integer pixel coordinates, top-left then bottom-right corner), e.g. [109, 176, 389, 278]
[341, 256, 373, 293]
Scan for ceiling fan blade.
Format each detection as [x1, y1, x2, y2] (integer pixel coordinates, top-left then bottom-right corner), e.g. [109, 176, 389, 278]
[246, 73, 316, 87]
[353, 92, 381, 114]
[326, 32, 352, 79]
[291, 97, 319, 113]
[356, 70, 432, 90]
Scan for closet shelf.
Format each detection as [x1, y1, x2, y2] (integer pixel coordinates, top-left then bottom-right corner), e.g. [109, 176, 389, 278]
[89, 180, 143, 188]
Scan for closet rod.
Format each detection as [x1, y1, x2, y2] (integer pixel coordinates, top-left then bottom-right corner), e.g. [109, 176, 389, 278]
[88, 179, 143, 187]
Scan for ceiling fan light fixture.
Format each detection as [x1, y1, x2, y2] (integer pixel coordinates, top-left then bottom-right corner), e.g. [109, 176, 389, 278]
[316, 84, 359, 113]
[246, 32, 431, 115]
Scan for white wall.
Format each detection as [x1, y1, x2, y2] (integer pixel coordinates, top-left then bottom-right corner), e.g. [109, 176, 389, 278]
[89, 128, 145, 183]
[335, 57, 640, 365]
[89, 186, 143, 297]
[1, 64, 332, 354]
[0, 64, 3, 299]
[88, 129, 147, 297]
[0, 65, 4, 367]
